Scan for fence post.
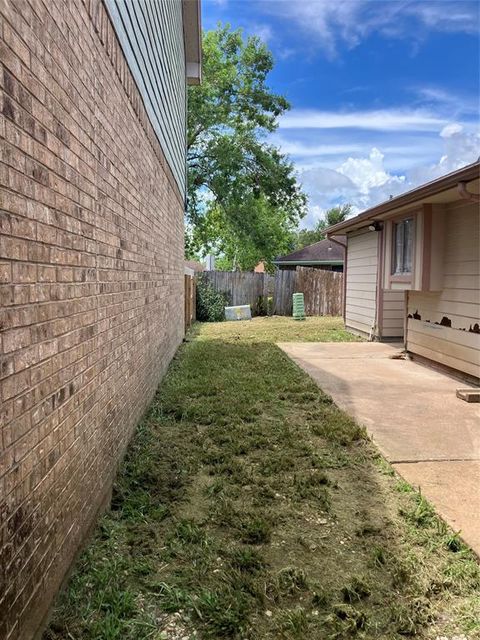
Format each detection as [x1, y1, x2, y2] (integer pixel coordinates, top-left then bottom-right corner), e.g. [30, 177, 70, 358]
[184, 268, 196, 331]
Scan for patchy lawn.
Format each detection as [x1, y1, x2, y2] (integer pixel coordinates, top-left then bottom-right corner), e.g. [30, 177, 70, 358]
[194, 315, 359, 344]
[45, 318, 479, 640]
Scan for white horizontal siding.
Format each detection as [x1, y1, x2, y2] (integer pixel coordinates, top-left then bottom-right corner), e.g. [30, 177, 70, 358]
[345, 230, 378, 336]
[347, 255, 378, 266]
[407, 320, 480, 378]
[406, 201, 480, 378]
[380, 290, 404, 338]
[104, 0, 187, 194]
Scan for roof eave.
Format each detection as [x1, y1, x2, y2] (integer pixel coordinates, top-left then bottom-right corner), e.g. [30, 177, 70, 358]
[183, 0, 202, 85]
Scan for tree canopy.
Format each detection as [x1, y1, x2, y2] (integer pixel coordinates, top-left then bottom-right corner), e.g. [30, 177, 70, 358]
[186, 25, 306, 271]
[293, 205, 352, 250]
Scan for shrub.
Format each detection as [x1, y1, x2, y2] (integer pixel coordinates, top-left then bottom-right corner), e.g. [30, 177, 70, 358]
[196, 277, 230, 322]
[253, 295, 266, 316]
[267, 295, 274, 316]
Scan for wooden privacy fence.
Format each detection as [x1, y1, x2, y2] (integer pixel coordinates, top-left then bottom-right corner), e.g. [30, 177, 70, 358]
[201, 270, 274, 315]
[296, 267, 343, 317]
[200, 267, 343, 317]
[273, 269, 297, 317]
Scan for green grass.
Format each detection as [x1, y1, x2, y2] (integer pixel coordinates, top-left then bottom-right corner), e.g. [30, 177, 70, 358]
[44, 317, 480, 640]
[192, 315, 360, 344]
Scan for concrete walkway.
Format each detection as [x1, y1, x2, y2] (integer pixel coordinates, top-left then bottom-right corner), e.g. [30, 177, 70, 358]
[278, 341, 480, 555]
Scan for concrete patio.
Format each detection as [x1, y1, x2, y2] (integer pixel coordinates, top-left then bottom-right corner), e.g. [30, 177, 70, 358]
[278, 341, 480, 555]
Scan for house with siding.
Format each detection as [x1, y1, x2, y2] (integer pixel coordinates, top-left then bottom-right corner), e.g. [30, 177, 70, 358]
[274, 237, 345, 271]
[326, 162, 480, 380]
[0, 1, 201, 638]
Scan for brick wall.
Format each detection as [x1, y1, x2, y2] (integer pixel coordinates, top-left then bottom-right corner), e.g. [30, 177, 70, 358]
[0, 1, 186, 638]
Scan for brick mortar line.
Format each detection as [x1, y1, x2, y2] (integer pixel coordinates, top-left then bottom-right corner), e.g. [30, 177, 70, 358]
[1, 298, 177, 322]
[1, 40, 179, 219]
[1, 180, 182, 256]
[1, 353, 172, 536]
[1, 299, 181, 416]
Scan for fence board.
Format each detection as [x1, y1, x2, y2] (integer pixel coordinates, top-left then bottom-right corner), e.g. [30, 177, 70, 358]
[296, 267, 343, 316]
[199, 268, 343, 318]
[201, 271, 274, 315]
[273, 270, 296, 316]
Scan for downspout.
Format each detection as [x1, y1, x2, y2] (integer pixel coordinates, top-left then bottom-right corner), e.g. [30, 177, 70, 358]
[457, 181, 480, 202]
[327, 234, 347, 322]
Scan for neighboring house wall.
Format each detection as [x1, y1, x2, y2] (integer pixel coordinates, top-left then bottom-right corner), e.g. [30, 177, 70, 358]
[345, 230, 378, 336]
[380, 290, 405, 338]
[406, 201, 480, 378]
[0, 1, 187, 638]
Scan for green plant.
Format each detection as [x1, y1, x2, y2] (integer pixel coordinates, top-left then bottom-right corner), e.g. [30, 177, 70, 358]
[196, 276, 230, 322]
[275, 607, 309, 636]
[342, 576, 371, 603]
[277, 567, 308, 595]
[267, 295, 274, 316]
[254, 295, 267, 316]
[229, 547, 266, 573]
[400, 493, 435, 528]
[328, 604, 367, 635]
[239, 515, 273, 544]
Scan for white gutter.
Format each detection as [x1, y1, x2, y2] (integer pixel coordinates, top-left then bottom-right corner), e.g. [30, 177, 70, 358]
[458, 181, 480, 203]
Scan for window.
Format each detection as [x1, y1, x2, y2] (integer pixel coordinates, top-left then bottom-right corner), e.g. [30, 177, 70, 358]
[392, 217, 413, 275]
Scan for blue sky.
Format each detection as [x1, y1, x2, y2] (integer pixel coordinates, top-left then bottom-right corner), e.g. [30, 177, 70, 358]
[202, 0, 480, 226]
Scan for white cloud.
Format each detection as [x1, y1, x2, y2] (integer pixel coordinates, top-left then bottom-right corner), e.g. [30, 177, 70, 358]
[280, 108, 447, 132]
[412, 87, 479, 119]
[249, 22, 273, 43]
[273, 100, 479, 229]
[300, 166, 356, 196]
[440, 123, 464, 138]
[272, 139, 366, 157]
[409, 126, 480, 182]
[303, 204, 328, 229]
[408, 2, 479, 34]
[337, 148, 405, 195]
[293, 125, 480, 228]
[261, 0, 478, 57]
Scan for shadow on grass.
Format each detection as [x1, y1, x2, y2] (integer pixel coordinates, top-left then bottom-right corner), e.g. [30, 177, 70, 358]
[44, 338, 480, 640]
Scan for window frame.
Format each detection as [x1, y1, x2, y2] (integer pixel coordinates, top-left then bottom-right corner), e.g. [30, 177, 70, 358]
[390, 216, 414, 282]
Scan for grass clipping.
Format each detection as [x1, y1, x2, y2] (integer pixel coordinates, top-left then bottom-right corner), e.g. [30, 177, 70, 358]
[45, 319, 480, 640]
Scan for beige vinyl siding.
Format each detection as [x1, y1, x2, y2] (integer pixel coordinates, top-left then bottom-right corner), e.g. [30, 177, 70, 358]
[104, 0, 187, 194]
[406, 201, 480, 378]
[381, 290, 405, 338]
[345, 229, 378, 336]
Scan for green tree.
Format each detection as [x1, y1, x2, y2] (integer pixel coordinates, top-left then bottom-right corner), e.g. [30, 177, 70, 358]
[293, 205, 352, 249]
[187, 25, 306, 270]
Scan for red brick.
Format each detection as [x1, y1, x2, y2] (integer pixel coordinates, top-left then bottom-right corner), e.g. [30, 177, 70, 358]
[0, 2, 185, 639]
[2, 327, 31, 353]
[3, 22, 31, 68]
[2, 369, 30, 401]
[12, 263, 37, 283]
[0, 262, 12, 283]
